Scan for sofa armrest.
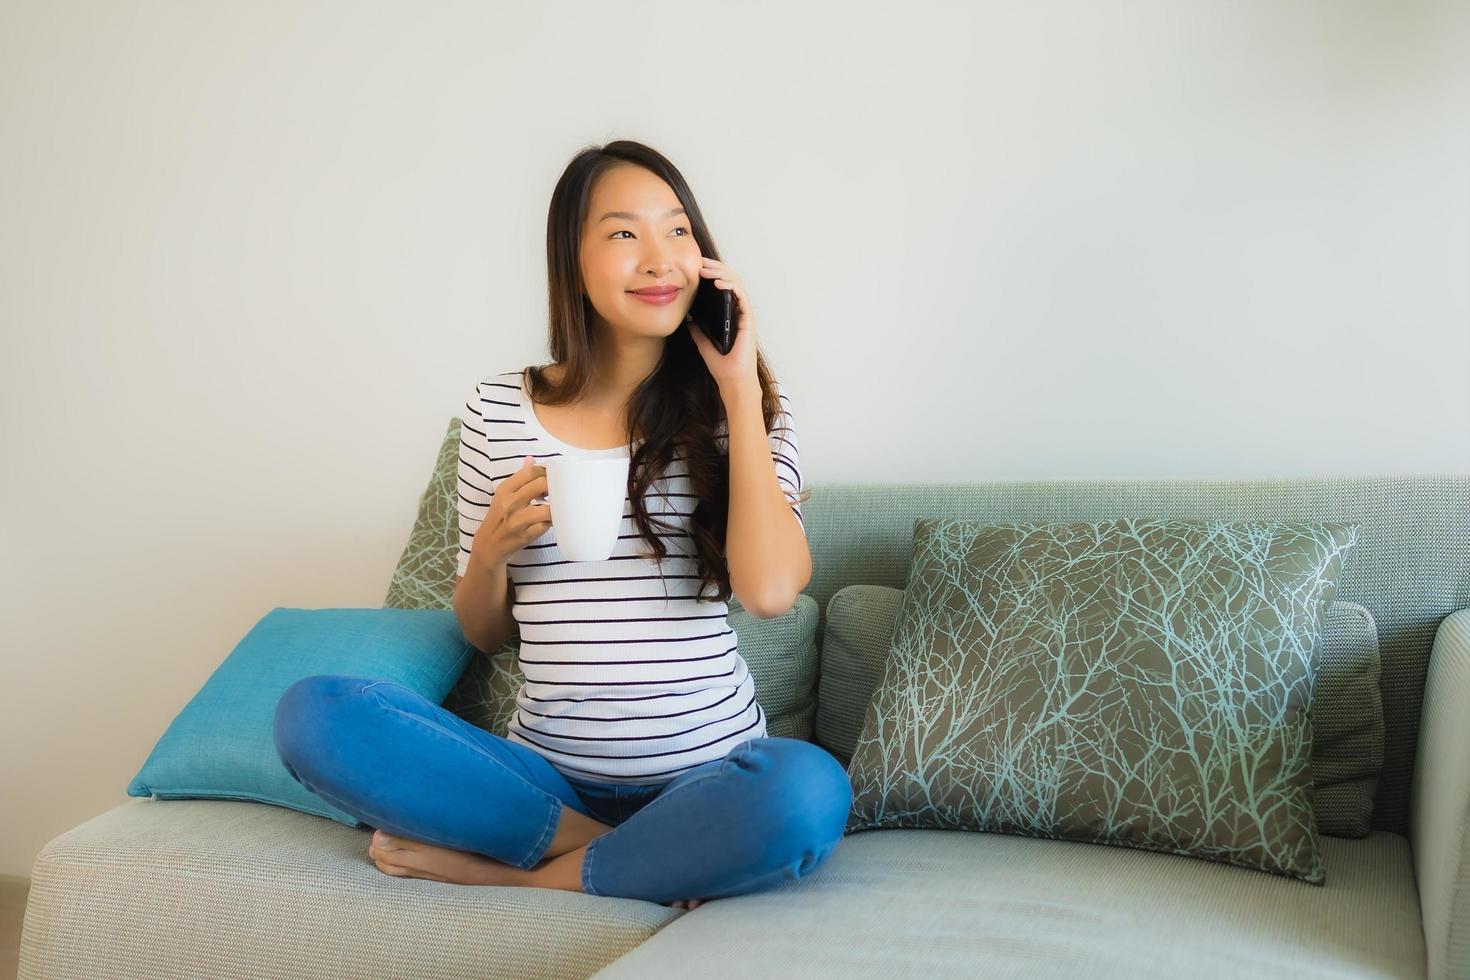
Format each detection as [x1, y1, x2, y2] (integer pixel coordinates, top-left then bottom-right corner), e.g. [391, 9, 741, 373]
[1410, 607, 1470, 980]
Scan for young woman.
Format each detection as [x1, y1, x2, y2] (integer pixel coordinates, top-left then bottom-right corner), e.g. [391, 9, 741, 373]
[273, 140, 853, 909]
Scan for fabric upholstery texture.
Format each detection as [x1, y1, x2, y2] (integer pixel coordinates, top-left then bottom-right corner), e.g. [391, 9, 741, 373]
[1410, 607, 1470, 980]
[22, 799, 675, 980]
[1311, 599, 1387, 836]
[818, 584, 1384, 838]
[589, 828, 1423, 980]
[843, 519, 1359, 883]
[383, 417, 463, 612]
[123, 607, 475, 830]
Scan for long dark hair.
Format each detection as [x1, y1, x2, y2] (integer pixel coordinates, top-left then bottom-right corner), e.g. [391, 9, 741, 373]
[526, 139, 810, 605]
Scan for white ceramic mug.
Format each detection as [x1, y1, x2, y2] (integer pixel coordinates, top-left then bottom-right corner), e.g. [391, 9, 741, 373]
[541, 455, 630, 562]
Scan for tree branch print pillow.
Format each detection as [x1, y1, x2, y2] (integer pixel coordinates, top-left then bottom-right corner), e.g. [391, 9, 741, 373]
[844, 519, 1359, 884]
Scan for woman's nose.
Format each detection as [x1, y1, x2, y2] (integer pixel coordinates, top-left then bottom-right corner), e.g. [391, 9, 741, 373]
[640, 246, 674, 275]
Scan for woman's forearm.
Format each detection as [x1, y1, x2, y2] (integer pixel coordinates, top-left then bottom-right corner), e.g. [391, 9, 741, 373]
[722, 381, 811, 616]
[453, 552, 518, 653]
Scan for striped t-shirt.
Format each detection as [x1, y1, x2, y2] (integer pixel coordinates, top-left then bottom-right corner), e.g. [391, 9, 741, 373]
[456, 367, 806, 785]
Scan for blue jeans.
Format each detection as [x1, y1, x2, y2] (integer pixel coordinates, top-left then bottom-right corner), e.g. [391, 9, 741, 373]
[271, 674, 854, 905]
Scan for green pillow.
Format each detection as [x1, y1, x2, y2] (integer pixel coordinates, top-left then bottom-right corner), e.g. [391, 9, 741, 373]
[844, 519, 1359, 884]
[383, 417, 462, 613]
[818, 585, 1384, 838]
[389, 416, 821, 741]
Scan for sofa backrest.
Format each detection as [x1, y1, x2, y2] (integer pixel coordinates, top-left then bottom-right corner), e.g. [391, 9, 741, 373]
[795, 474, 1470, 837]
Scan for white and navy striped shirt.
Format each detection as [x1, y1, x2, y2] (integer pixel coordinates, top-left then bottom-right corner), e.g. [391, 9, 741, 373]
[456, 368, 805, 785]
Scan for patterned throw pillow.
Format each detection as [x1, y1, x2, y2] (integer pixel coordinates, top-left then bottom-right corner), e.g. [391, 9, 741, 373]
[383, 418, 462, 613]
[386, 417, 821, 740]
[817, 585, 1384, 838]
[845, 519, 1359, 884]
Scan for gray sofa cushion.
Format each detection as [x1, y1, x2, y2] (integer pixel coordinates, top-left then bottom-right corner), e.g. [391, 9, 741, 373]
[1313, 599, 1387, 835]
[819, 577, 1382, 840]
[589, 828, 1422, 979]
[21, 799, 676, 980]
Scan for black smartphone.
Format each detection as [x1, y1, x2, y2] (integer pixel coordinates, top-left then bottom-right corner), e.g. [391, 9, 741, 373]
[687, 277, 737, 355]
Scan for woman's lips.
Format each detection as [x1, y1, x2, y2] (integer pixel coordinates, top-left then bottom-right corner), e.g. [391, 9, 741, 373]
[628, 288, 681, 306]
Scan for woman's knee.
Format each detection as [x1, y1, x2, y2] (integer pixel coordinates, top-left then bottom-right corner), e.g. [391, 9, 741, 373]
[733, 737, 854, 847]
[272, 674, 378, 775]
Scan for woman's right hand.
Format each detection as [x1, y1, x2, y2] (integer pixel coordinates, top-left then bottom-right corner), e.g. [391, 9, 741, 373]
[470, 455, 552, 568]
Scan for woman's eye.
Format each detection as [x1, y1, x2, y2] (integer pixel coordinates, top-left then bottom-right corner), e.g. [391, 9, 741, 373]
[611, 227, 691, 239]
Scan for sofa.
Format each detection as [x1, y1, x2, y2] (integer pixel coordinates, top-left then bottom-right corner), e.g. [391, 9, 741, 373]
[19, 451, 1470, 978]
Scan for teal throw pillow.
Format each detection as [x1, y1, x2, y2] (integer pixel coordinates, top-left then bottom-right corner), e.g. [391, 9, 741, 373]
[125, 607, 474, 828]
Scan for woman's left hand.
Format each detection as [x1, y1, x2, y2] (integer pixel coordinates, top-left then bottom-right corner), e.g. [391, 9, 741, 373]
[687, 256, 759, 399]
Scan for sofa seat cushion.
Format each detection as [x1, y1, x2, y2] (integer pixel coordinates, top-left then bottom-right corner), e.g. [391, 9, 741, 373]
[21, 799, 678, 980]
[591, 828, 1424, 979]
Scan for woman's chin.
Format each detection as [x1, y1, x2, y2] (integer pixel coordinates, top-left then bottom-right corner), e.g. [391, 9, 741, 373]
[615, 307, 686, 335]
[604, 318, 682, 342]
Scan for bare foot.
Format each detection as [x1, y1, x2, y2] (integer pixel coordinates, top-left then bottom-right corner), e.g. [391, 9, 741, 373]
[368, 829, 530, 886]
[370, 828, 708, 905]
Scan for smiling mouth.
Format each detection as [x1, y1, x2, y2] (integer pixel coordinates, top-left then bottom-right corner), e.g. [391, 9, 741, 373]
[627, 287, 682, 305]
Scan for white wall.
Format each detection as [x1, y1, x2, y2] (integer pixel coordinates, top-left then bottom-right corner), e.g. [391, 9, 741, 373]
[2, 0, 1466, 878]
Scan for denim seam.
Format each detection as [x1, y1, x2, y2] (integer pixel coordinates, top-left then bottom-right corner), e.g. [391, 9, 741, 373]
[528, 800, 560, 871]
[582, 834, 600, 896]
[360, 683, 560, 871]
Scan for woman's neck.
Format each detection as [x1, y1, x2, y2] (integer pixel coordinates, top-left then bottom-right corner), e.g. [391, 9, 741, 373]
[544, 357, 657, 413]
